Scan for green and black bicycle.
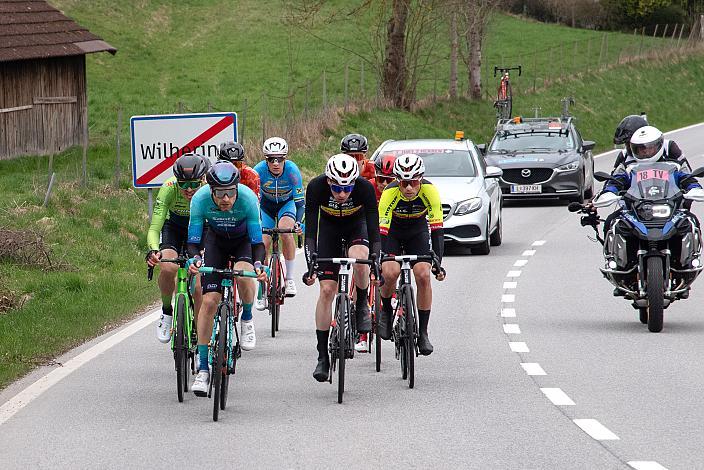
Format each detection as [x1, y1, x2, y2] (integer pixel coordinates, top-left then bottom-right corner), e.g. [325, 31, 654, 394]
[148, 257, 197, 403]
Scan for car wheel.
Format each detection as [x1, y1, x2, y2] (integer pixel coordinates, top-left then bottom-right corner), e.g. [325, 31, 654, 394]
[489, 209, 502, 247]
[584, 169, 594, 200]
[471, 219, 491, 255]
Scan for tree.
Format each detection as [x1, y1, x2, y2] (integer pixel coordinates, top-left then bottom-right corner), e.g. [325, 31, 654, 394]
[457, 0, 502, 100]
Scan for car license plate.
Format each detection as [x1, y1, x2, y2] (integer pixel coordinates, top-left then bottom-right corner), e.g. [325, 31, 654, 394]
[510, 184, 542, 194]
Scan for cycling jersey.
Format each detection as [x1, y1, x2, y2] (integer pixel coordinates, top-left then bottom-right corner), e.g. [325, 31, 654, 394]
[254, 160, 305, 226]
[147, 176, 198, 251]
[378, 180, 444, 261]
[359, 159, 376, 186]
[238, 164, 261, 200]
[304, 174, 380, 271]
[186, 184, 265, 263]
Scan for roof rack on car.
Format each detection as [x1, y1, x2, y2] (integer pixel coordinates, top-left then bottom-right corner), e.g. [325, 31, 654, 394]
[495, 116, 572, 137]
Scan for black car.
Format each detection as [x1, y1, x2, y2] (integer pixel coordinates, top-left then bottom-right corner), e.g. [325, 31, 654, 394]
[483, 117, 596, 203]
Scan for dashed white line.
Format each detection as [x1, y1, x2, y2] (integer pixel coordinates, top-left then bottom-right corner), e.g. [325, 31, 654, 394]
[503, 281, 517, 289]
[501, 308, 516, 317]
[501, 294, 515, 303]
[627, 461, 669, 470]
[573, 419, 620, 440]
[506, 270, 522, 278]
[540, 388, 576, 406]
[520, 363, 547, 375]
[522, 250, 536, 257]
[532, 240, 546, 246]
[509, 342, 529, 353]
[503, 324, 521, 334]
[514, 260, 528, 267]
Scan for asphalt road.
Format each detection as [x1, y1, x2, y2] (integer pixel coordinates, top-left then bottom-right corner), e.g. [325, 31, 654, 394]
[2, 123, 704, 469]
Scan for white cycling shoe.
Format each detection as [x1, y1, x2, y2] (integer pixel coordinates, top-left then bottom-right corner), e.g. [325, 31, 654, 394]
[241, 320, 256, 351]
[156, 314, 172, 344]
[192, 370, 209, 397]
[255, 296, 267, 311]
[285, 279, 297, 297]
[354, 339, 368, 353]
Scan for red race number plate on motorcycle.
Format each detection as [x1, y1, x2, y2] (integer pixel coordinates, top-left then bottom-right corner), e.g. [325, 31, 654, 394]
[636, 169, 668, 182]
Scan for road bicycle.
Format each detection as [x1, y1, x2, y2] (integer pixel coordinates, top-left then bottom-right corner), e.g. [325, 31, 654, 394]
[198, 261, 259, 421]
[262, 227, 301, 338]
[493, 65, 521, 120]
[307, 251, 379, 403]
[351, 273, 381, 371]
[148, 257, 197, 403]
[382, 253, 441, 389]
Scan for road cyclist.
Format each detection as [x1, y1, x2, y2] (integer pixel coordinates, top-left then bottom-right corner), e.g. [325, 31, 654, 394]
[218, 141, 261, 198]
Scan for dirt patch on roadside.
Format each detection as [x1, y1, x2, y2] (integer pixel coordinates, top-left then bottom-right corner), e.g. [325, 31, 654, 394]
[0, 288, 31, 314]
[0, 228, 71, 270]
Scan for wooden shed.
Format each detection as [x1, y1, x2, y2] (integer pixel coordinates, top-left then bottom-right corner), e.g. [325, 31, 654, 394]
[0, 0, 116, 160]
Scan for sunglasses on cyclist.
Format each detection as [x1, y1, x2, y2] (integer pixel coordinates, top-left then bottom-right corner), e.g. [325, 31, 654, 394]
[330, 183, 355, 194]
[177, 180, 201, 190]
[399, 179, 421, 188]
[376, 175, 395, 184]
[266, 156, 286, 164]
[212, 187, 238, 199]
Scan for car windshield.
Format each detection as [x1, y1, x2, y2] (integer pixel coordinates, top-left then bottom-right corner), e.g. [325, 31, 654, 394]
[383, 148, 476, 177]
[490, 131, 575, 152]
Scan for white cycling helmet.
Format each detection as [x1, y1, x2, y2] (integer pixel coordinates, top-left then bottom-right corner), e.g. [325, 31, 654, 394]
[325, 153, 359, 185]
[393, 153, 425, 180]
[630, 125, 664, 162]
[262, 137, 289, 156]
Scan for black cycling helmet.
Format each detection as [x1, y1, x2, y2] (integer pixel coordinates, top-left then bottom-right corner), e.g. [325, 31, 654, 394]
[219, 141, 245, 162]
[613, 115, 648, 145]
[173, 153, 208, 181]
[206, 161, 240, 187]
[340, 133, 368, 153]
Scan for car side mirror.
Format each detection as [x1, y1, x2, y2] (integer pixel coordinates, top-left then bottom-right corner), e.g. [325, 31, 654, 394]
[594, 171, 612, 182]
[477, 144, 487, 155]
[485, 166, 503, 179]
[582, 141, 596, 152]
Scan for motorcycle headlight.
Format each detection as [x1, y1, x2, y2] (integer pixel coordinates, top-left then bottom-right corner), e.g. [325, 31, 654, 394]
[454, 197, 482, 215]
[555, 160, 580, 172]
[651, 204, 671, 218]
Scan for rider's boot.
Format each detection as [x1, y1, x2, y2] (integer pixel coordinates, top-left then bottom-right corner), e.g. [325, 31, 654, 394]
[355, 286, 372, 333]
[313, 329, 330, 382]
[378, 296, 394, 340]
[417, 309, 433, 356]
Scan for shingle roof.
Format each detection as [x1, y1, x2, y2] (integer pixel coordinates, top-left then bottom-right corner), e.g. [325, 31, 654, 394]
[0, 1, 117, 62]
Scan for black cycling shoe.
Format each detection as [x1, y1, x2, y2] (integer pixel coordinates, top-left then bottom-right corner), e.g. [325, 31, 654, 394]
[313, 355, 330, 382]
[356, 304, 372, 333]
[417, 331, 433, 356]
[613, 287, 624, 297]
[378, 306, 393, 340]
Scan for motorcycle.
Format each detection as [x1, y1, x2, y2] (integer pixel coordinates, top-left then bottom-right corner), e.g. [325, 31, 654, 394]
[569, 161, 704, 332]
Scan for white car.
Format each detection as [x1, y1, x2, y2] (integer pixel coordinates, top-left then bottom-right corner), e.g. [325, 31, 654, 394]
[371, 137, 504, 255]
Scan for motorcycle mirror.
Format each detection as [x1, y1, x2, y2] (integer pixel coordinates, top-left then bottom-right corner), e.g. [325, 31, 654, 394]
[593, 171, 612, 182]
[690, 166, 704, 178]
[567, 202, 583, 212]
[684, 188, 704, 202]
[592, 192, 621, 208]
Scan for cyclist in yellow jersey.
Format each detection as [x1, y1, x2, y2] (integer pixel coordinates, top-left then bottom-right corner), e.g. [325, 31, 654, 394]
[377, 154, 446, 355]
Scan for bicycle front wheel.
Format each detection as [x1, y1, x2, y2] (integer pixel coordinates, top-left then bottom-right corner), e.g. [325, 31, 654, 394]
[212, 305, 229, 421]
[402, 286, 416, 389]
[269, 256, 279, 338]
[174, 295, 187, 403]
[337, 297, 348, 404]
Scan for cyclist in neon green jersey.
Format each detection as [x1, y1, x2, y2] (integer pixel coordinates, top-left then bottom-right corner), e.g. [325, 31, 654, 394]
[146, 153, 209, 343]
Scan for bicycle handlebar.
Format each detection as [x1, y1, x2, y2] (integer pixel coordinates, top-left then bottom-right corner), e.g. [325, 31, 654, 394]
[305, 253, 380, 280]
[159, 257, 190, 266]
[262, 227, 303, 248]
[198, 267, 260, 278]
[381, 253, 441, 270]
[494, 65, 522, 77]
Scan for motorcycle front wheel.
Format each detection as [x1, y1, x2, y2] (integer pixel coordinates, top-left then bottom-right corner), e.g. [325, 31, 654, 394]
[646, 257, 664, 333]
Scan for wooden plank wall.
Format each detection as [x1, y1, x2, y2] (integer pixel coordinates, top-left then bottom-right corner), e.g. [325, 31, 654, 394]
[0, 56, 87, 160]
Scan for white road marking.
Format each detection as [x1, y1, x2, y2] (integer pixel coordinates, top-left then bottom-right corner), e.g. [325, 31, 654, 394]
[507, 270, 522, 277]
[501, 294, 515, 303]
[532, 240, 546, 246]
[573, 419, 620, 440]
[522, 250, 536, 257]
[0, 310, 161, 427]
[627, 461, 669, 470]
[514, 260, 528, 267]
[503, 281, 517, 289]
[503, 324, 521, 334]
[501, 308, 516, 317]
[540, 388, 576, 406]
[520, 363, 547, 375]
[509, 342, 529, 352]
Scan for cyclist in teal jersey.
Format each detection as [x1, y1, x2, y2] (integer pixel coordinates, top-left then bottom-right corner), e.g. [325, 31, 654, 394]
[146, 153, 209, 343]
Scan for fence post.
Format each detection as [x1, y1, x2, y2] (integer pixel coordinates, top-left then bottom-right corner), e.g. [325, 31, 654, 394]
[701, 14, 704, 41]
[322, 71, 327, 110]
[344, 64, 349, 113]
[671, 24, 678, 42]
[639, 27, 645, 56]
[241, 98, 248, 142]
[677, 23, 685, 48]
[305, 80, 311, 120]
[114, 107, 122, 189]
[604, 34, 609, 67]
[360, 62, 365, 99]
[598, 33, 606, 69]
[81, 117, 88, 187]
[662, 24, 669, 38]
[43, 172, 56, 207]
[572, 40, 578, 73]
[207, 102, 212, 112]
[532, 49, 538, 91]
[433, 75, 437, 103]
[653, 24, 659, 37]
[586, 39, 591, 73]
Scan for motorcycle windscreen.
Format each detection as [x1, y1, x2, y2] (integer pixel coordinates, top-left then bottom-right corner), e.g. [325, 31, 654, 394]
[627, 163, 680, 201]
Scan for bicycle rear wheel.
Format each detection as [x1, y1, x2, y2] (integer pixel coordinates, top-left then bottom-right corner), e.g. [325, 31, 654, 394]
[174, 295, 187, 403]
[373, 285, 381, 371]
[212, 305, 228, 421]
[337, 297, 348, 404]
[269, 256, 279, 338]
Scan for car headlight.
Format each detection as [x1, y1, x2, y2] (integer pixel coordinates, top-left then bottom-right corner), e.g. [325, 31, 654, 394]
[555, 160, 580, 172]
[454, 198, 482, 215]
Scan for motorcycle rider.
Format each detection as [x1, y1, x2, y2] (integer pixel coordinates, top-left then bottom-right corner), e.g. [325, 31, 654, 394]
[611, 115, 687, 173]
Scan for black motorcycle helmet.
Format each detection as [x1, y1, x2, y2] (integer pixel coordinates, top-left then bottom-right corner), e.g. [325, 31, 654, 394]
[219, 141, 245, 162]
[173, 153, 208, 181]
[340, 133, 368, 153]
[206, 161, 240, 187]
[613, 115, 648, 145]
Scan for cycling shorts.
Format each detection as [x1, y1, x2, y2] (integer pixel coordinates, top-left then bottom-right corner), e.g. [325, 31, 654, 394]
[383, 228, 431, 266]
[316, 217, 369, 282]
[201, 228, 253, 294]
[159, 219, 188, 253]
[261, 198, 297, 230]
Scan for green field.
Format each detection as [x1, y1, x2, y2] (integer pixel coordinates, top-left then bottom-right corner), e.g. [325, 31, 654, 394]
[0, 2, 701, 389]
